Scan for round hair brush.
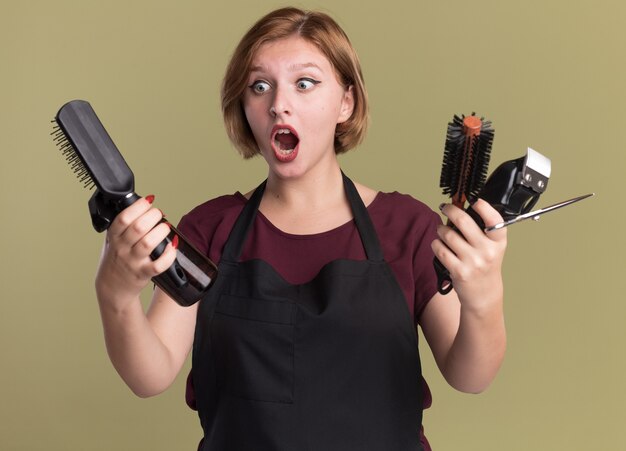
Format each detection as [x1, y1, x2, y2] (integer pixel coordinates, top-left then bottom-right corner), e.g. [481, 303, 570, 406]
[435, 113, 494, 294]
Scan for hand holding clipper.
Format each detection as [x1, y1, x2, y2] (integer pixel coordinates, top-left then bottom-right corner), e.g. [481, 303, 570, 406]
[434, 113, 548, 295]
[434, 113, 593, 295]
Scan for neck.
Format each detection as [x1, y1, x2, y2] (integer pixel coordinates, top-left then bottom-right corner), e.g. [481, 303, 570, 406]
[264, 159, 344, 212]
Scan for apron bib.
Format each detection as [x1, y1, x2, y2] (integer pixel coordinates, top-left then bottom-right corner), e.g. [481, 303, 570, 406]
[192, 173, 424, 450]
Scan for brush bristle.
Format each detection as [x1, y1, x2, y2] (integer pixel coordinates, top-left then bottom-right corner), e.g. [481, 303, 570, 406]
[51, 120, 96, 190]
[439, 113, 494, 204]
[440, 114, 466, 197]
[466, 119, 494, 202]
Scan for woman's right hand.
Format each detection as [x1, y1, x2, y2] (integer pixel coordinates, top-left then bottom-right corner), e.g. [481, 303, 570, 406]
[95, 195, 177, 310]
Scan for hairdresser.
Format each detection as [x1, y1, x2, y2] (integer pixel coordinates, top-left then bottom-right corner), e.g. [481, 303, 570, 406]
[94, 7, 507, 450]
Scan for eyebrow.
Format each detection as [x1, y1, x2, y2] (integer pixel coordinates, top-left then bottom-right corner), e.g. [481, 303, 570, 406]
[289, 62, 323, 71]
[249, 62, 324, 73]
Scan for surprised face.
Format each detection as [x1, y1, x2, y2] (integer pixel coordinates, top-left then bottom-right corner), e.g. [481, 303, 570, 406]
[242, 35, 354, 179]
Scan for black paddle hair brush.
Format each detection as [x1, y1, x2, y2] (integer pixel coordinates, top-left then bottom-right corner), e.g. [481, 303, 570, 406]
[52, 99, 217, 306]
[435, 113, 494, 294]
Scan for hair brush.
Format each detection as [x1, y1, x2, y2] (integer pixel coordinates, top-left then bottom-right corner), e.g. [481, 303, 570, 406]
[435, 113, 494, 294]
[52, 99, 217, 306]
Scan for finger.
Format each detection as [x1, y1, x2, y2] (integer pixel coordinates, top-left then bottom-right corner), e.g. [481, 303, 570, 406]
[441, 201, 506, 247]
[440, 203, 486, 247]
[431, 238, 461, 273]
[149, 242, 179, 277]
[436, 223, 473, 258]
[130, 222, 172, 259]
[118, 207, 165, 248]
[107, 195, 156, 238]
[471, 199, 507, 242]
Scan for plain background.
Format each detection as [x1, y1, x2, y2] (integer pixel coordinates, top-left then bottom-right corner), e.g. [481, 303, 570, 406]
[1, 0, 623, 449]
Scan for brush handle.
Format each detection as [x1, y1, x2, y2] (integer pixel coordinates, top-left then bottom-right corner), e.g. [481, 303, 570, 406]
[151, 223, 218, 307]
[433, 258, 454, 294]
[121, 195, 218, 306]
[90, 191, 217, 306]
[433, 206, 485, 295]
[113, 194, 194, 293]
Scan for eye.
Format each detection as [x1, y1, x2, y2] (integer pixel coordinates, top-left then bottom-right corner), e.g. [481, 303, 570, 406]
[296, 78, 320, 91]
[249, 80, 271, 94]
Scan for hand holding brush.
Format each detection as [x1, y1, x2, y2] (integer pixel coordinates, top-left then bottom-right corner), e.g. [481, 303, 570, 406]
[433, 113, 505, 295]
[432, 113, 593, 295]
[52, 100, 218, 306]
[433, 197, 508, 302]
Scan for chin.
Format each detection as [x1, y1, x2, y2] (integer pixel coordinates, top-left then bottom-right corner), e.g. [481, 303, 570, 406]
[269, 164, 308, 180]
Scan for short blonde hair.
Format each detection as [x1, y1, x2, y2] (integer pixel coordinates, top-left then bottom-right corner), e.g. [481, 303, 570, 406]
[221, 7, 369, 158]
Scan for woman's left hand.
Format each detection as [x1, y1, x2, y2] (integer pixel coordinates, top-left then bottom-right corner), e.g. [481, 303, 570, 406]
[431, 199, 508, 310]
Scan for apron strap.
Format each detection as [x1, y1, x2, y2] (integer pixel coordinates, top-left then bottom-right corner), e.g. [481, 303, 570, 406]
[341, 172, 384, 262]
[221, 179, 267, 262]
[221, 173, 384, 263]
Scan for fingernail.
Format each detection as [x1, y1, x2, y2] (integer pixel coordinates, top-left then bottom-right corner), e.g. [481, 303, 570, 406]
[171, 235, 179, 250]
[439, 203, 446, 211]
[145, 194, 155, 204]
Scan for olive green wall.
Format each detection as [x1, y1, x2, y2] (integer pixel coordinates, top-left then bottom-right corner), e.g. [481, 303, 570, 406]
[1, 0, 623, 449]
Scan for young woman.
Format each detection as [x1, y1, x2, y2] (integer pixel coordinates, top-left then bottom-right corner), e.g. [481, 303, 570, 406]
[95, 7, 507, 450]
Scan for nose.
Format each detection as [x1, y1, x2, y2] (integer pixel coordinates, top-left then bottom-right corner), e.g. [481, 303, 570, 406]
[269, 86, 291, 117]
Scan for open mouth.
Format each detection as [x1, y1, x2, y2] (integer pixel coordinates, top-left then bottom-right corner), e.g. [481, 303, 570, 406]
[271, 126, 300, 162]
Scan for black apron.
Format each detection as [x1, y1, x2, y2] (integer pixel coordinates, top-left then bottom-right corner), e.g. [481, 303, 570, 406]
[192, 173, 424, 450]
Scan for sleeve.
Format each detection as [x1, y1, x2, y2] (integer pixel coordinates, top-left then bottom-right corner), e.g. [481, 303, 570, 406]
[177, 211, 209, 256]
[413, 209, 442, 322]
[174, 194, 245, 262]
[175, 194, 243, 414]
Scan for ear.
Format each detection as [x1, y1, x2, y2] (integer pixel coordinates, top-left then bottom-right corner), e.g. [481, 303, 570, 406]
[337, 85, 355, 124]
